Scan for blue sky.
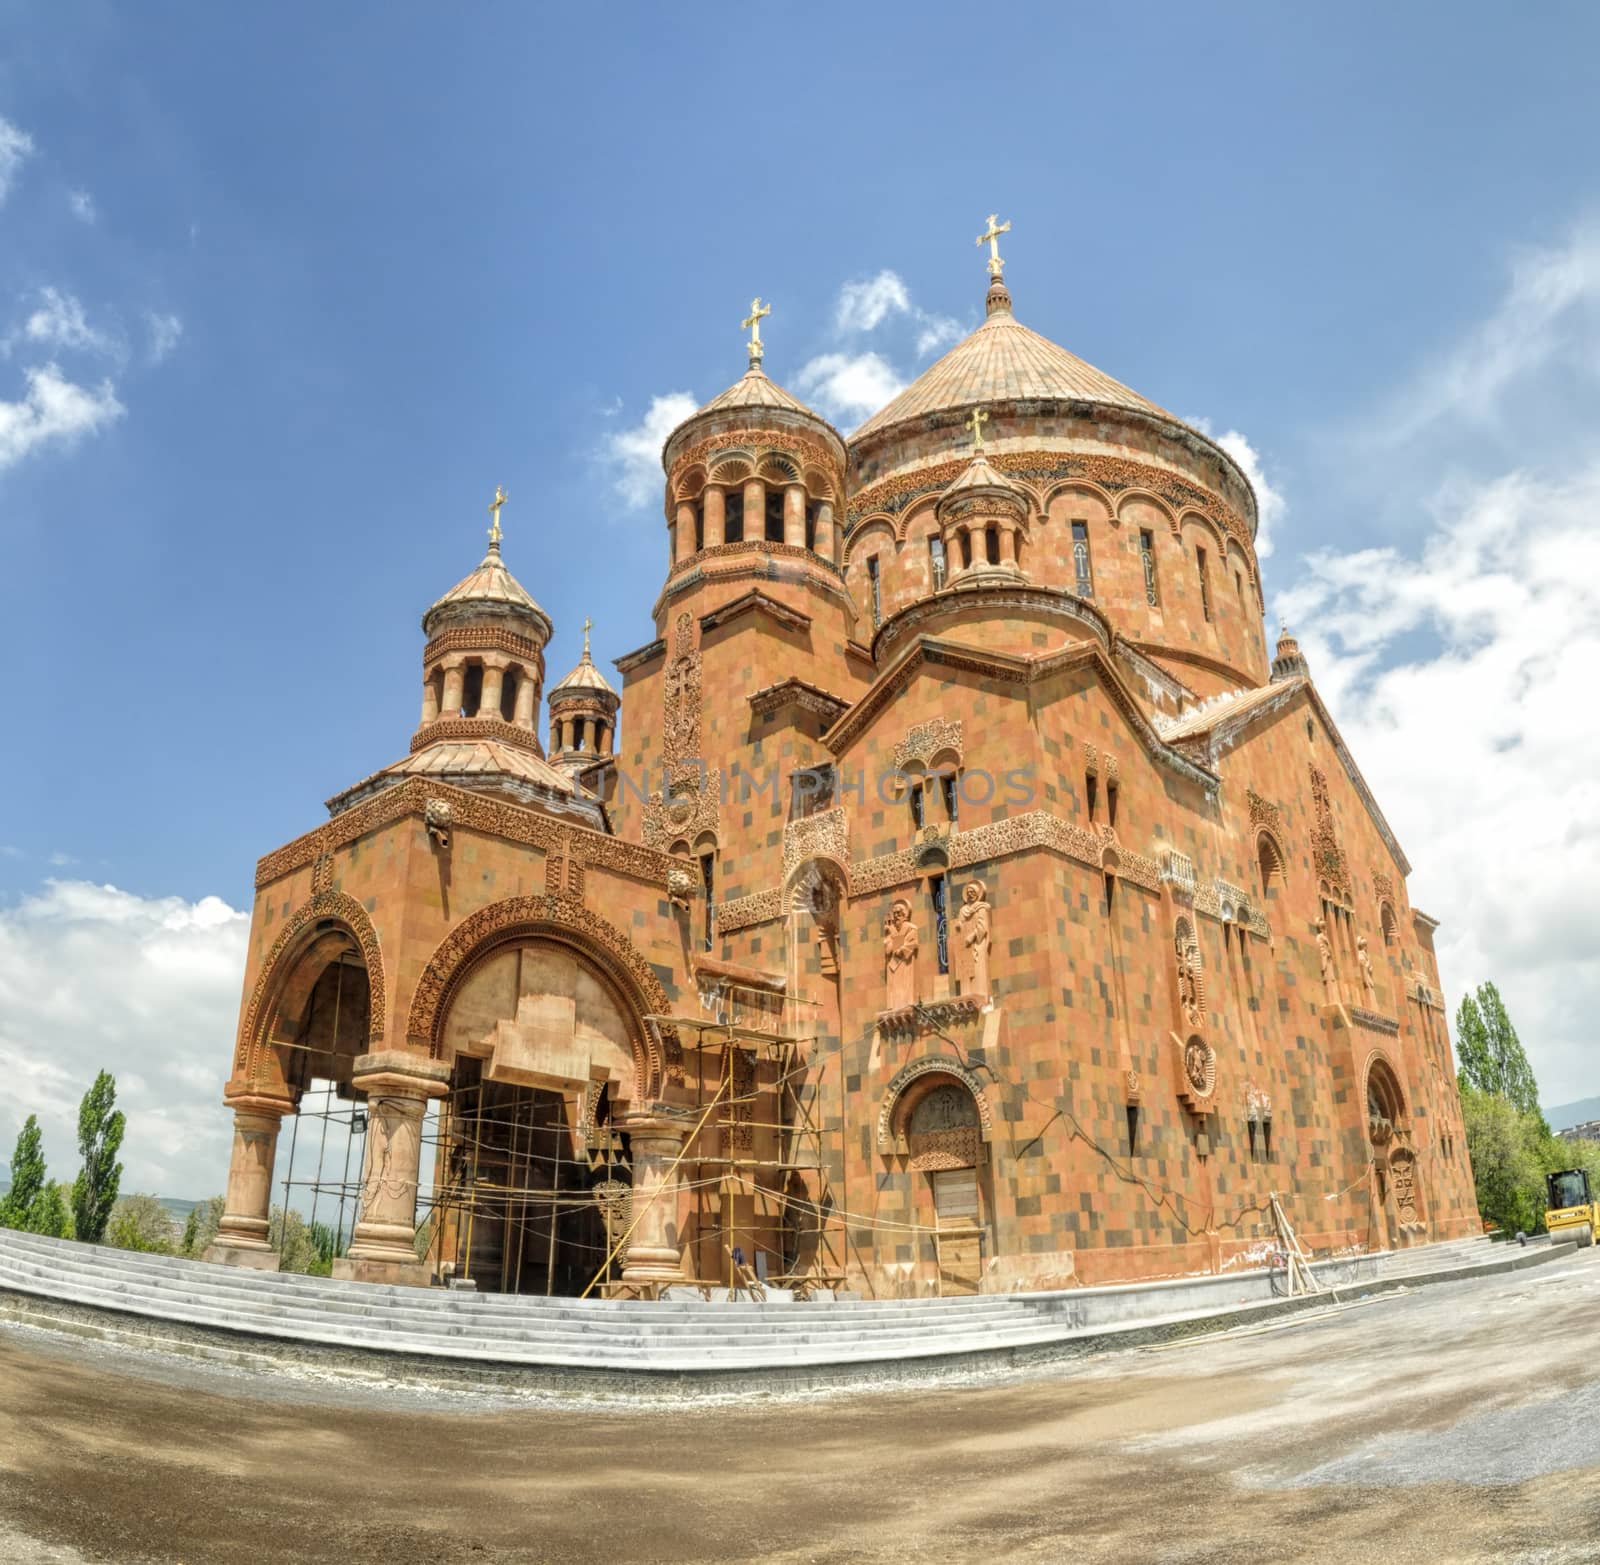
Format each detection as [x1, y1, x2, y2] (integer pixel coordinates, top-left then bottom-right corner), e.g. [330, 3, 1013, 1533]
[3, 3, 1599, 1190]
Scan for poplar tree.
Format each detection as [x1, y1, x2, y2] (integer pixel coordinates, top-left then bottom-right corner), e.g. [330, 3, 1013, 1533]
[71, 1071, 126, 1244]
[0, 1115, 47, 1230]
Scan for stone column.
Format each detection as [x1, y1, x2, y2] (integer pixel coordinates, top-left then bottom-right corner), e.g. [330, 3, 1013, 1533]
[206, 1097, 292, 1271]
[814, 501, 836, 563]
[944, 526, 963, 578]
[743, 478, 765, 543]
[333, 1051, 451, 1287]
[784, 484, 806, 548]
[480, 658, 507, 722]
[703, 486, 726, 549]
[418, 674, 440, 729]
[513, 667, 537, 730]
[440, 658, 466, 719]
[620, 1106, 695, 1285]
[999, 525, 1017, 567]
[675, 501, 696, 565]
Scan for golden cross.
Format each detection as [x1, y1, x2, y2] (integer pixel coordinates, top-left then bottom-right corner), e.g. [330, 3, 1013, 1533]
[582, 616, 593, 657]
[742, 297, 771, 365]
[967, 407, 989, 452]
[975, 213, 1012, 278]
[487, 484, 508, 545]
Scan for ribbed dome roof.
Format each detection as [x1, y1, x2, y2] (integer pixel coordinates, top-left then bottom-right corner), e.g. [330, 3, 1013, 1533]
[423, 541, 549, 633]
[852, 303, 1170, 442]
[938, 450, 1029, 504]
[551, 643, 617, 699]
[694, 364, 817, 419]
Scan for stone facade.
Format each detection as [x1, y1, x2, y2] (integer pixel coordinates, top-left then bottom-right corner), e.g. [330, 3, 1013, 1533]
[209, 235, 1479, 1298]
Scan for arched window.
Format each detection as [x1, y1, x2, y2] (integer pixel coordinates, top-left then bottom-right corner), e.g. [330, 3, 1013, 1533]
[1257, 832, 1285, 896]
[1071, 520, 1093, 598]
[460, 662, 484, 717]
[765, 488, 785, 543]
[499, 666, 519, 722]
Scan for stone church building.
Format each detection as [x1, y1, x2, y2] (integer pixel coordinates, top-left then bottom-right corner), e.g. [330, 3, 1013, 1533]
[208, 224, 1479, 1297]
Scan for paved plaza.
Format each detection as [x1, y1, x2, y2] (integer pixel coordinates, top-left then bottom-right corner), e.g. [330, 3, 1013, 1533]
[2, 1250, 1597, 1563]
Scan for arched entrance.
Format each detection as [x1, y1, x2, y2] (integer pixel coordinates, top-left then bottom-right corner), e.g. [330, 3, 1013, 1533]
[430, 936, 651, 1295]
[1364, 1053, 1424, 1249]
[879, 1062, 994, 1296]
[212, 894, 385, 1270]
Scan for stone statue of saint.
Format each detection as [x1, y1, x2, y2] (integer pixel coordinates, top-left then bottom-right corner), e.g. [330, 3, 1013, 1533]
[1357, 934, 1376, 1003]
[954, 880, 992, 996]
[1314, 919, 1336, 995]
[883, 898, 918, 1011]
[1176, 938, 1202, 1027]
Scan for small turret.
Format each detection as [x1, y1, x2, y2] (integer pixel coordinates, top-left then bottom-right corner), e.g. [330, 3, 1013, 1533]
[547, 618, 620, 776]
[1270, 625, 1309, 683]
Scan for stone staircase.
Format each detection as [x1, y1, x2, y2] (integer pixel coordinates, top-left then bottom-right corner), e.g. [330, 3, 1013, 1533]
[0, 1227, 1555, 1393]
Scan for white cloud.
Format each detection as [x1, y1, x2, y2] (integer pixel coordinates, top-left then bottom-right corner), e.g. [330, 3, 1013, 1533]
[794, 351, 906, 427]
[836, 271, 910, 333]
[606, 391, 698, 509]
[0, 362, 125, 470]
[1277, 467, 1600, 1105]
[833, 268, 963, 361]
[1268, 222, 1600, 1108]
[1186, 415, 1284, 560]
[0, 116, 32, 205]
[17, 287, 114, 356]
[0, 880, 249, 1196]
[67, 188, 96, 224]
[1382, 221, 1600, 443]
[146, 310, 183, 365]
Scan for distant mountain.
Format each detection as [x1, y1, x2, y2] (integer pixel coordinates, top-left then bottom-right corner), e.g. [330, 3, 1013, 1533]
[1547, 1096, 1600, 1132]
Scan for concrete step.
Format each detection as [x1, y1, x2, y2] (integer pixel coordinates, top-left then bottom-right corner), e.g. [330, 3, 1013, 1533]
[0, 1242, 1046, 1340]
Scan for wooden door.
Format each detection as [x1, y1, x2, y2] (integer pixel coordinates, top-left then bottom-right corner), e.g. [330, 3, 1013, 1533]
[931, 1167, 983, 1296]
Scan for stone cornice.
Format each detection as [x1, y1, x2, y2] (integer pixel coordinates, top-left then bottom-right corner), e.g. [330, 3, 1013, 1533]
[256, 777, 690, 894]
[652, 551, 852, 623]
[748, 678, 852, 723]
[423, 625, 547, 668]
[846, 443, 1259, 559]
[408, 716, 544, 756]
[615, 638, 666, 675]
[699, 588, 812, 636]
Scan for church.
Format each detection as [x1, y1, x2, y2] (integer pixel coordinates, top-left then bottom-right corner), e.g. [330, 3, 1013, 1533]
[206, 219, 1479, 1298]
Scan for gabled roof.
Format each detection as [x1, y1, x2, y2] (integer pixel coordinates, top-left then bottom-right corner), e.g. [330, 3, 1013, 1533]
[1155, 677, 1413, 876]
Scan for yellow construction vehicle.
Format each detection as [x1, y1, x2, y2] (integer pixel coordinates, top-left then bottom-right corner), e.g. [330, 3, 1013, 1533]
[1544, 1168, 1598, 1249]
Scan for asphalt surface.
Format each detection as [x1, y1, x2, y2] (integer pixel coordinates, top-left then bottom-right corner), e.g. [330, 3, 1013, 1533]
[2, 1251, 1598, 1563]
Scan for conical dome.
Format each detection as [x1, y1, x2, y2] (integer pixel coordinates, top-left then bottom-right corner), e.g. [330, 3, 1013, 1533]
[852, 301, 1171, 443]
[551, 628, 617, 699]
[422, 540, 551, 641]
[662, 363, 843, 462]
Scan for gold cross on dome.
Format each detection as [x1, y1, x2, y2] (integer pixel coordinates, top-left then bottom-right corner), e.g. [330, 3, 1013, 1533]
[967, 406, 989, 452]
[742, 297, 771, 365]
[975, 213, 1011, 278]
[582, 616, 593, 657]
[487, 484, 508, 545]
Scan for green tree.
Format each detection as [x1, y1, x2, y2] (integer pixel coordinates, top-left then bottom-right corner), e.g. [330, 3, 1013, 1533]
[1455, 991, 1493, 1095]
[183, 1194, 224, 1258]
[105, 1193, 177, 1254]
[71, 1071, 126, 1243]
[1456, 983, 1542, 1122]
[29, 1181, 72, 1238]
[0, 1115, 48, 1230]
[1479, 981, 1543, 1124]
[1461, 1085, 1547, 1235]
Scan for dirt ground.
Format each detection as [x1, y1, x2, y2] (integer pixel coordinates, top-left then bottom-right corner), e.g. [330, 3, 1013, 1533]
[2, 1253, 1599, 1564]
